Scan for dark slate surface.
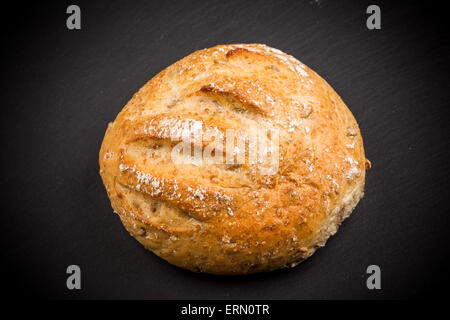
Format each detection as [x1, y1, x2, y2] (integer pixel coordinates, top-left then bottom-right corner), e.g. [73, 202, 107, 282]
[1, 0, 449, 299]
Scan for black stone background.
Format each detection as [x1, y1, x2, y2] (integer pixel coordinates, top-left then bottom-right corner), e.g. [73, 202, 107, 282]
[1, 0, 449, 299]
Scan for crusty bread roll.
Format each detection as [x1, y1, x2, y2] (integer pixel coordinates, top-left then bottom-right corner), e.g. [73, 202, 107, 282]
[99, 44, 370, 275]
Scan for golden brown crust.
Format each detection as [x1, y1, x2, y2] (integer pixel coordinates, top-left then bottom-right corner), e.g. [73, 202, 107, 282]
[99, 44, 369, 274]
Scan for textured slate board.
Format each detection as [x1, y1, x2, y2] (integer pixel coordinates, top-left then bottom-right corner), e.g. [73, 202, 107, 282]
[1, 0, 449, 299]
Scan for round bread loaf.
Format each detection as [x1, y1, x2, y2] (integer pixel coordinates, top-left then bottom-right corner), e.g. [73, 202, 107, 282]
[99, 44, 370, 275]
